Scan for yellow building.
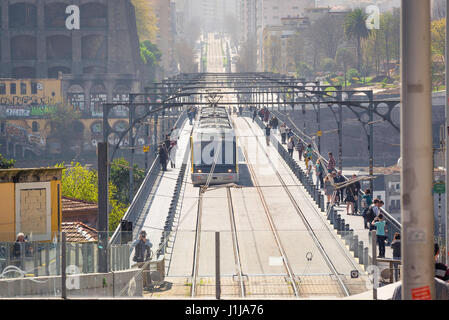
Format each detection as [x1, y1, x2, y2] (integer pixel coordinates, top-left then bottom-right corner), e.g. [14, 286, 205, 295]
[0, 168, 63, 242]
[0, 79, 63, 107]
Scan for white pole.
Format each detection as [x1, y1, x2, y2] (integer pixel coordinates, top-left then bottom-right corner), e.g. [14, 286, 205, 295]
[401, 0, 435, 300]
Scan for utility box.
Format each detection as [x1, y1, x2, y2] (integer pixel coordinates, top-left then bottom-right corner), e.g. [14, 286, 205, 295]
[0, 168, 63, 242]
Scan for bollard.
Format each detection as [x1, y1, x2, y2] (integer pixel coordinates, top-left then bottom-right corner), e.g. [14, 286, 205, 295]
[329, 206, 335, 224]
[346, 229, 354, 246]
[336, 214, 341, 232]
[358, 241, 364, 264]
[364, 247, 369, 269]
[352, 235, 359, 257]
[340, 219, 345, 234]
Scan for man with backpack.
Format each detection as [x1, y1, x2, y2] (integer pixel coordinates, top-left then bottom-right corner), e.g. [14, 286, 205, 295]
[364, 199, 379, 230]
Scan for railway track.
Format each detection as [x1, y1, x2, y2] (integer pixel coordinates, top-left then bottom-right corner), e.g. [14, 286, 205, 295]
[233, 117, 301, 298]
[226, 187, 246, 298]
[240, 116, 361, 297]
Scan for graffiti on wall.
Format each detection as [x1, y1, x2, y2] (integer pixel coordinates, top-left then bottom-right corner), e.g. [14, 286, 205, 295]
[0, 106, 57, 118]
[0, 96, 59, 106]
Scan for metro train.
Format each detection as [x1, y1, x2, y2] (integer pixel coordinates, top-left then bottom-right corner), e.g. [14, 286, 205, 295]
[190, 104, 239, 186]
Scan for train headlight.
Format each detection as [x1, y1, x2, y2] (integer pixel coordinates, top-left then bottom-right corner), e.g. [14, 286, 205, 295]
[197, 169, 202, 173]
[228, 169, 233, 173]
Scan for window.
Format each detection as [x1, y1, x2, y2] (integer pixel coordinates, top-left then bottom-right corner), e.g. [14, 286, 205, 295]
[20, 83, 27, 95]
[32, 121, 39, 132]
[10, 83, 16, 94]
[0, 83, 5, 95]
[396, 183, 400, 190]
[31, 82, 37, 94]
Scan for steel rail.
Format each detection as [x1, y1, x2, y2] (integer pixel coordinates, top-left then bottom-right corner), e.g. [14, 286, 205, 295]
[234, 118, 300, 298]
[226, 187, 246, 298]
[242, 117, 353, 297]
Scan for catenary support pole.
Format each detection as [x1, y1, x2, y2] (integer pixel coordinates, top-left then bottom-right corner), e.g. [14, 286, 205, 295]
[401, 0, 435, 300]
[98, 142, 109, 273]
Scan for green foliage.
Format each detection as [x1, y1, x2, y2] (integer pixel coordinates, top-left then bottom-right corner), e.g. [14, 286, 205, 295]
[297, 62, 313, 79]
[0, 154, 15, 169]
[57, 161, 138, 232]
[110, 158, 145, 205]
[346, 68, 361, 82]
[344, 8, 370, 71]
[320, 58, 337, 73]
[140, 41, 162, 66]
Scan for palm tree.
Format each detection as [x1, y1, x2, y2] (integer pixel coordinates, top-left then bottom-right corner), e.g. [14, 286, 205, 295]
[344, 8, 370, 72]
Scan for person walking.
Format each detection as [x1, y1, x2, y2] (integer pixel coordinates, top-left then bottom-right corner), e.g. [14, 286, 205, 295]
[327, 152, 336, 173]
[334, 171, 345, 205]
[324, 175, 334, 208]
[315, 159, 325, 189]
[271, 116, 279, 132]
[361, 189, 373, 217]
[391, 233, 401, 281]
[252, 108, 257, 122]
[287, 129, 294, 140]
[263, 108, 270, 123]
[280, 123, 287, 145]
[351, 174, 361, 214]
[158, 144, 168, 171]
[372, 214, 387, 258]
[306, 158, 314, 181]
[297, 140, 304, 161]
[287, 137, 295, 157]
[435, 243, 449, 281]
[169, 140, 178, 168]
[345, 181, 356, 215]
[364, 199, 379, 230]
[305, 144, 313, 168]
[265, 124, 271, 146]
[132, 230, 153, 289]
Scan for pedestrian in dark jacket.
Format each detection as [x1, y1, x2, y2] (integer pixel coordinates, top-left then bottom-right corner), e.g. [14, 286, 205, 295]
[297, 140, 304, 161]
[391, 233, 401, 281]
[252, 109, 257, 122]
[265, 125, 271, 146]
[158, 144, 168, 171]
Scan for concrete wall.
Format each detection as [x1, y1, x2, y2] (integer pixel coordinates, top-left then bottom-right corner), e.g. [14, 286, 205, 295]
[0, 269, 143, 298]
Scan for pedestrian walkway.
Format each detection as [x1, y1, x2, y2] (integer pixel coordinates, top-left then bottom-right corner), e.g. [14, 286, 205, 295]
[130, 120, 192, 263]
[261, 117, 393, 262]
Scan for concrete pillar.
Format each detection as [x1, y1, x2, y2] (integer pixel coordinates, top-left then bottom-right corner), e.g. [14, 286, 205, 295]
[401, 0, 435, 300]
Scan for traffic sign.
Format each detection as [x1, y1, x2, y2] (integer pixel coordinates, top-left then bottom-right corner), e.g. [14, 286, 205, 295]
[433, 181, 445, 194]
[317, 131, 322, 137]
[143, 146, 150, 153]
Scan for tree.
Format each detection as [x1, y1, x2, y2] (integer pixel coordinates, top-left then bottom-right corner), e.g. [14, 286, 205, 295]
[344, 8, 370, 72]
[57, 162, 131, 232]
[432, 18, 446, 64]
[140, 40, 162, 82]
[131, 0, 158, 42]
[380, 12, 395, 77]
[110, 158, 145, 205]
[307, 15, 345, 60]
[0, 154, 15, 169]
[336, 48, 355, 89]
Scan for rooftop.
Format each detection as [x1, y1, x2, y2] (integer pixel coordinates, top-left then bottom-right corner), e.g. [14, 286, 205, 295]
[62, 196, 98, 213]
[61, 222, 98, 242]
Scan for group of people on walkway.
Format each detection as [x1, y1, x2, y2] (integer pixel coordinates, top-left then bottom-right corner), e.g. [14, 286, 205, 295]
[158, 128, 179, 171]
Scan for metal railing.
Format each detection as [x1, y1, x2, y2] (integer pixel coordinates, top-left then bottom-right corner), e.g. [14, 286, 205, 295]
[0, 241, 131, 279]
[109, 110, 187, 246]
[252, 109, 402, 244]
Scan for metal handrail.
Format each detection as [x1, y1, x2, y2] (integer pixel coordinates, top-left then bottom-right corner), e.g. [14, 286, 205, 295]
[258, 109, 402, 241]
[109, 110, 187, 245]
